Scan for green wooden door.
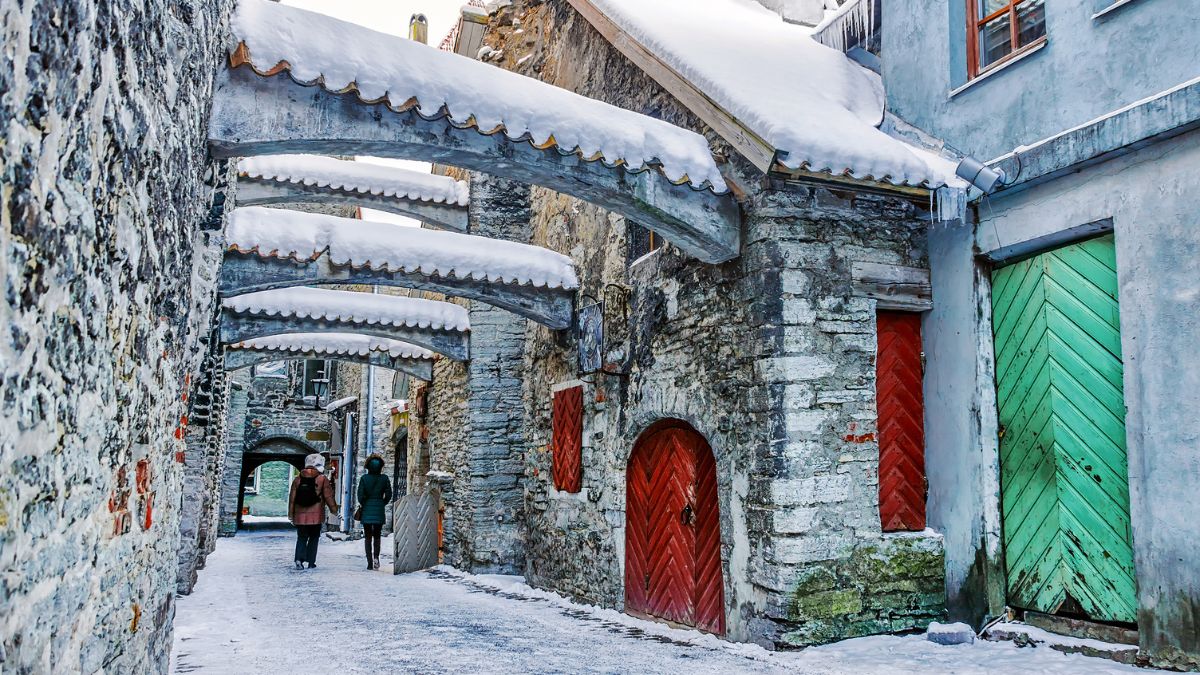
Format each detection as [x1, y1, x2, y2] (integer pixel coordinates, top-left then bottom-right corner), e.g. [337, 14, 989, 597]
[991, 234, 1136, 623]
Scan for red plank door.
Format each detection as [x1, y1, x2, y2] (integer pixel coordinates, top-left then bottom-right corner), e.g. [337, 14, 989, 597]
[876, 311, 928, 531]
[625, 421, 725, 634]
[551, 385, 583, 493]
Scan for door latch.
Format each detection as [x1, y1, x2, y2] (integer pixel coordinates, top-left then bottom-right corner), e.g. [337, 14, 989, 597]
[681, 504, 694, 525]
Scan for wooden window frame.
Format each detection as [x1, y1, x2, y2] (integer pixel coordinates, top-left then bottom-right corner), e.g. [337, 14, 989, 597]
[966, 0, 1047, 79]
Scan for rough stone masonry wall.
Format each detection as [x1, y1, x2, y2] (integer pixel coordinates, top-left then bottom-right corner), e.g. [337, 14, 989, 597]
[479, 0, 945, 647]
[0, 0, 233, 671]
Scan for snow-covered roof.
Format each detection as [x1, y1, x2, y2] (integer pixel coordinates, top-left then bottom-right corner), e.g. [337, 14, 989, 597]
[238, 155, 469, 206]
[229, 0, 727, 192]
[222, 287, 471, 333]
[225, 207, 578, 290]
[230, 333, 435, 360]
[584, 0, 960, 189]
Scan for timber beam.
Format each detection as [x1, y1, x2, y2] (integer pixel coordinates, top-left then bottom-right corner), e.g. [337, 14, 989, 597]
[224, 350, 434, 380]
[234, 176, 469, 232]
[218, 252, 574, 330]
[218, 313, 470, 361]
[208, 67, 741, 263]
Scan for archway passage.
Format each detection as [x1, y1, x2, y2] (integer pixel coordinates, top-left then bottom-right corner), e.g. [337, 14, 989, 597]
[625, 421, 724, 635]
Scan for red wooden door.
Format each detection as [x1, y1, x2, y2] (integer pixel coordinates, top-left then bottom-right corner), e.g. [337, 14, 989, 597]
[876, 311, 927, 531]
[625, 422, 725, 634]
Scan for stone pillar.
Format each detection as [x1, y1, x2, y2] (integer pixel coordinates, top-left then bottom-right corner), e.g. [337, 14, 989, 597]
[456, 173, 532, 573]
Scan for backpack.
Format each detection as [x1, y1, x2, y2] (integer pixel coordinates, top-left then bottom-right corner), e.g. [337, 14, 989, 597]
[294, 475, 321, 508]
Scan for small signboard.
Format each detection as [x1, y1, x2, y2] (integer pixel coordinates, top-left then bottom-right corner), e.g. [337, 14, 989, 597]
[306, 430, 331, 442]
[577, 301, 603, 374]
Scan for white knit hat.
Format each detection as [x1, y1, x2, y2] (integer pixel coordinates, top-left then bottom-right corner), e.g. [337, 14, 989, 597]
[304, 453, 325, 471]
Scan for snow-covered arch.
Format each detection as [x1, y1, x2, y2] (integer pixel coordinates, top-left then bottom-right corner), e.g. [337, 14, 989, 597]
[219, 208, 577, 330]
[207, 0, 740, 264]
[224, 333, 435, 381]
[218, 287, 471, 361]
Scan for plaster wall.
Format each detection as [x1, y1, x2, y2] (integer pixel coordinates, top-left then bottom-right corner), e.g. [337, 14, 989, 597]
[883, 0, 1199, 160]
[924, 128, 1200, 668]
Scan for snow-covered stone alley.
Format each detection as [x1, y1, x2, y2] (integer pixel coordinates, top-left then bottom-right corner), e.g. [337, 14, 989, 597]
[171, 521, 1144, 675]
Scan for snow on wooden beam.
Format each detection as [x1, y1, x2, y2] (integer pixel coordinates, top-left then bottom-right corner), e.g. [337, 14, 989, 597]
[224, 349, 434, 380]
[234, 155, 469, 231]
[219, 207, 576, 329]
[218, 288, 471, 360]
[219, 312, 470, 361]
[209, 66, 741, 263]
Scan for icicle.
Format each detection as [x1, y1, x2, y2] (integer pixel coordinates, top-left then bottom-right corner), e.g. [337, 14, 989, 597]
[813, 0, 874, 54]
[935, 186, 967, 224]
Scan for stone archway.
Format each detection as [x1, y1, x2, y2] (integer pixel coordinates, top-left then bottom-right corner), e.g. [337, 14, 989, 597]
[236, 436, 322, 529]
[625, 419, 725, 635]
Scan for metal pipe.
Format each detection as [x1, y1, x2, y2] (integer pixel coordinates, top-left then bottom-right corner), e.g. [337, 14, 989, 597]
[341, 412, 355, 532]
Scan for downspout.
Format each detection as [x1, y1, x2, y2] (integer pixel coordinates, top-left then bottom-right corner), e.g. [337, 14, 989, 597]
[341, 412, 355, 532]
[365, 285, 378, 457]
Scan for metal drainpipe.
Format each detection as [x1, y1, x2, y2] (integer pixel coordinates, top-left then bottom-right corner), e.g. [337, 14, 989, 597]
[341, 412, 355, 532]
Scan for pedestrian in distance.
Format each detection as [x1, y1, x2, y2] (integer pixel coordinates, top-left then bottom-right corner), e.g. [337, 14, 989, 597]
[356, 453, 392, 570]
[289, 453, 339, 570]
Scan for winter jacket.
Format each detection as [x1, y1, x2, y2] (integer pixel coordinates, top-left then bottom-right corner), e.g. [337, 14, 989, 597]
[288, 468, 338, 526]
[356, 459, 392, 525]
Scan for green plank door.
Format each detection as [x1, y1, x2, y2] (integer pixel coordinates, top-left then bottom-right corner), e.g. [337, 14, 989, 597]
[991, 234, 1136, 624]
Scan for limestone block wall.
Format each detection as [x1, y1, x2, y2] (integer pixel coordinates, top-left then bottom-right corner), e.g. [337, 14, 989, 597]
[472, 0, 946, 648]
[0, 0, 233, 670]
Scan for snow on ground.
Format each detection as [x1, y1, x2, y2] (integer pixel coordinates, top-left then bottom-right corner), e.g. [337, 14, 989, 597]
[172, 523, 1145, 675]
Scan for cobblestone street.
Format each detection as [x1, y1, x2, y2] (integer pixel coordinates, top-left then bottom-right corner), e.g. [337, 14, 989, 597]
[171, 521, 1143, 675]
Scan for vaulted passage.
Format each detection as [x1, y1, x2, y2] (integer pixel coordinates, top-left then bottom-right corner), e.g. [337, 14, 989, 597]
[625, 421, 724, 635]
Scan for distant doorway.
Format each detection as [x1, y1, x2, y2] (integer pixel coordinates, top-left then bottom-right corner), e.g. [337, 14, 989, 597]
[625, 420, 725, 635]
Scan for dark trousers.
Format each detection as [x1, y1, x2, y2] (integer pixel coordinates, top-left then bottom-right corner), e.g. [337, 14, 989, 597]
[363, 523, 382, 560]
[295, 524, 322, 564]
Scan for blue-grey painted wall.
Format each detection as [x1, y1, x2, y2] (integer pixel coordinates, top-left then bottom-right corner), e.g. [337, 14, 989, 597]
[883, 0, 1199, 160]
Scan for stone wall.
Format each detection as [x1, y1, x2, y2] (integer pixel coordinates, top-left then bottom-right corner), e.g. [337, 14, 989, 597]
[0, 0, 233, 670]
[460, 0, 946, 648]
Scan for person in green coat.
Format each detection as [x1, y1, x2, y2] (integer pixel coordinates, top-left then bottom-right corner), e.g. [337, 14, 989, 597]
[356, 454, 392, 570]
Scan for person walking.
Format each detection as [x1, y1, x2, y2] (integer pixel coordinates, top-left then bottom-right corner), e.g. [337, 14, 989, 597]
[289, 453, 338, 570]
[356, 454, 393, 570]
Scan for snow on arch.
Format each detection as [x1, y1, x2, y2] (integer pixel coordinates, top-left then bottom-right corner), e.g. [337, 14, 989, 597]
[238, 155, 470, 206]
[222, 287, 471, 333]
[228, 0, 728, 192]
[224, 207, 579, 291]
[230, 333, 435, 360]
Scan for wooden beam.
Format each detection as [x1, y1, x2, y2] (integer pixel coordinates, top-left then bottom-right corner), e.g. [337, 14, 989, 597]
[235, 177, 469, 232]
[218, 252, 575, 330]
[219, 312, 471, 361]
[224, 349, 434, 380]
[209, 67, 740, 263]
[851, 261, 932, 311]
[566, 0, 776, 174]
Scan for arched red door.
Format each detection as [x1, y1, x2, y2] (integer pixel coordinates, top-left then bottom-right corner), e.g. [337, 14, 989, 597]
[625, 421, 724, 634]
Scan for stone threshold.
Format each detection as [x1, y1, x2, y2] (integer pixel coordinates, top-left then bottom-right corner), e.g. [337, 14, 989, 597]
[984, 620, 1142, 666]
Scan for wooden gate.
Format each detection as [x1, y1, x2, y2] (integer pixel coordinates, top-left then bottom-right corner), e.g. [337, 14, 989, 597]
[991, 234, 1136, 623]
[625, 421, 724, 634]
[392, 491, 439, 574]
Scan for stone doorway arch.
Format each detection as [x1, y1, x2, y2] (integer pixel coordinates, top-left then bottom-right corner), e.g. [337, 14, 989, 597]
[625, 419, 725, 635]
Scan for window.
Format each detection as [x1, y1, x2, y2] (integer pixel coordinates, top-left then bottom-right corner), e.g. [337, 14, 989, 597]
[967, 0, 1045, 78]
[302, 359, 330, 399]
[391, 372, 411, 400]
[253, 360, 287, 379]
[244, 467, 260, 495]
[628, 223, 662, 263]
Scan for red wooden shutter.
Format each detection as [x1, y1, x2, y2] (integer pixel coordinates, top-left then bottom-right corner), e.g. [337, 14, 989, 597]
[876, 311, 927, 532]
[551, 386, 583, 492]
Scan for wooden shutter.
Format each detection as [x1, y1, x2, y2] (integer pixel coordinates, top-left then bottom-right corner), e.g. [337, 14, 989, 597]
[876, 311, 927, 532]
[551, 386, 583, 492]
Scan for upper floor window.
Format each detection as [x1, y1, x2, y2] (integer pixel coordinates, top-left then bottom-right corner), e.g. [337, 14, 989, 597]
[253, 360, 287, 379]
[967, 0, 1046, 78]
[302, 359, 330, 399]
